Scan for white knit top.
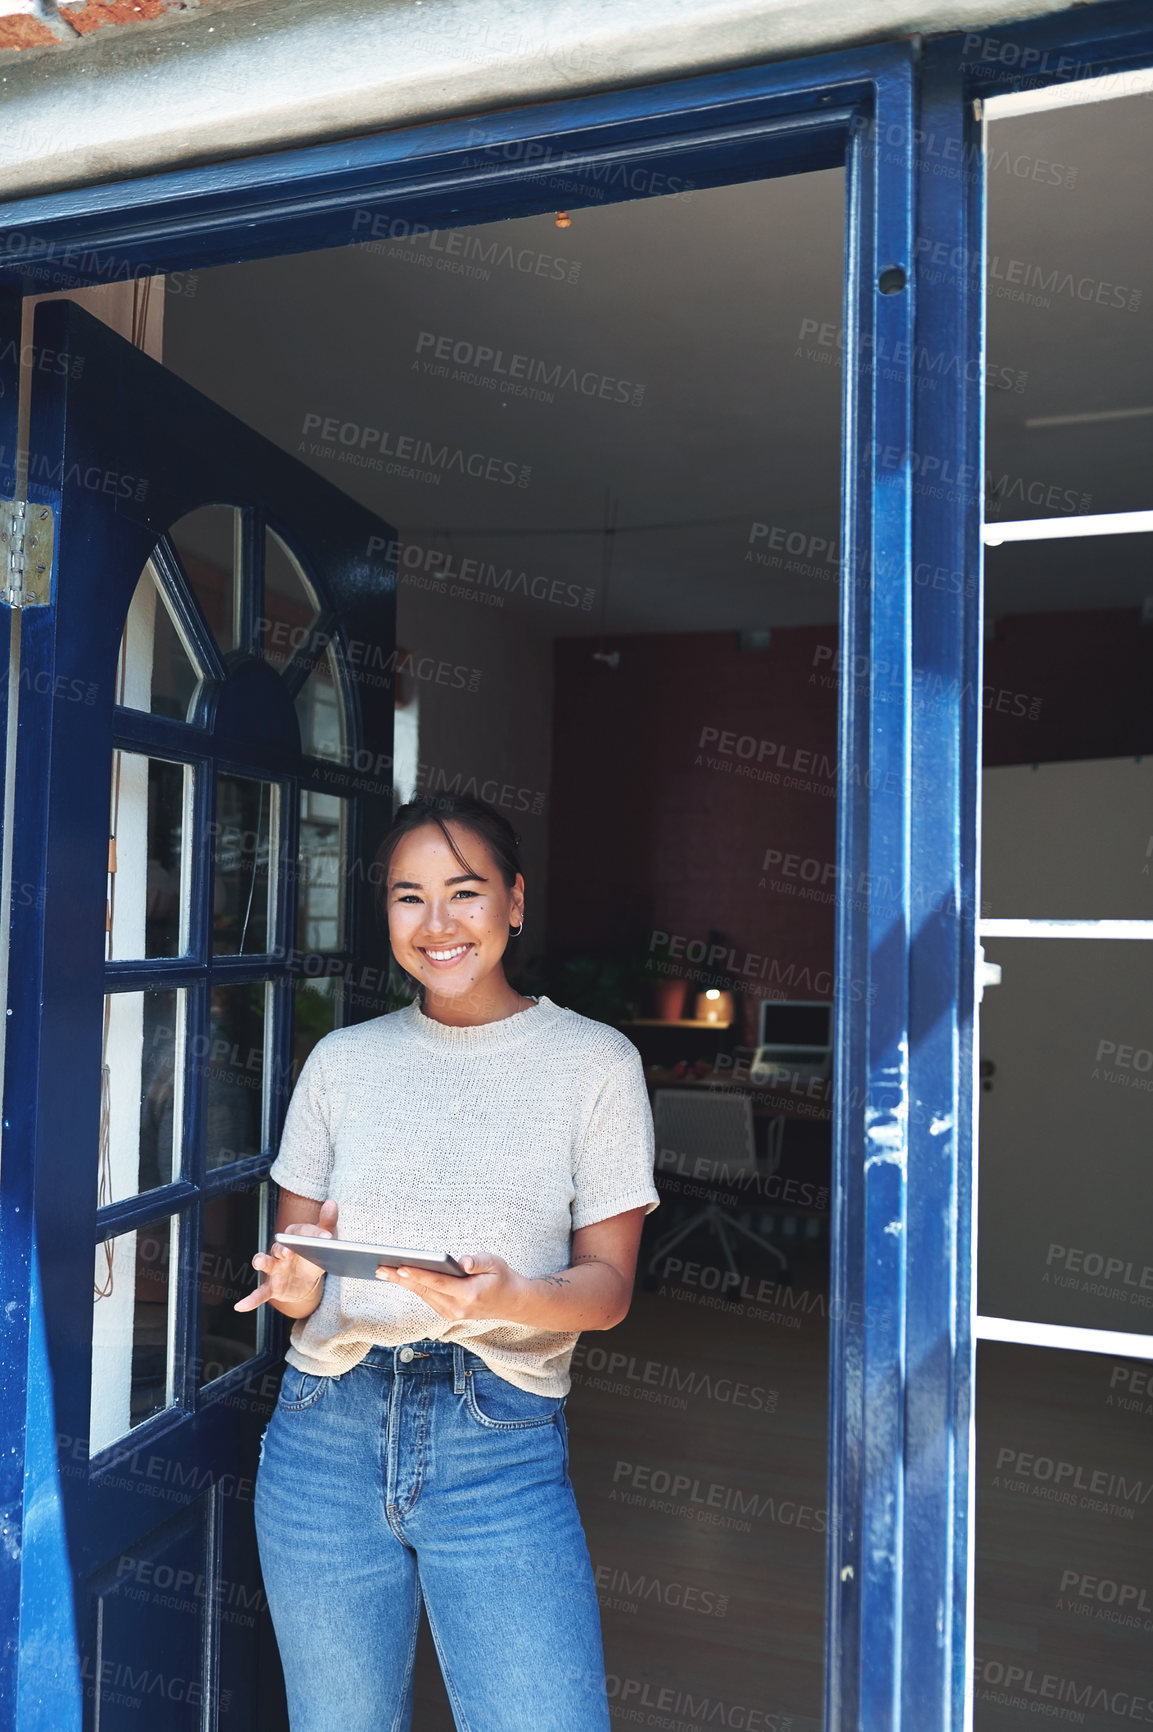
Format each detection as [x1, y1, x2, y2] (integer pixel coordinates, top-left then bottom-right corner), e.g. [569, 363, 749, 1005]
[267, 995, 660, 1396]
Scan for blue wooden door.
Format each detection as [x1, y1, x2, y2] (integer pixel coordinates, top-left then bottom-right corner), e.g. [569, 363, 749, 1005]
[2, 297, 397, 1731]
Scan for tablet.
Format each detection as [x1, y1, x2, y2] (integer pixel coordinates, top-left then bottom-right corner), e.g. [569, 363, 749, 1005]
[273, 1234, 469, 1282]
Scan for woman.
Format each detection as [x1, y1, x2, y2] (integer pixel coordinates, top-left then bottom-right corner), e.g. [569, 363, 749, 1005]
[238, 793, 659, 1731]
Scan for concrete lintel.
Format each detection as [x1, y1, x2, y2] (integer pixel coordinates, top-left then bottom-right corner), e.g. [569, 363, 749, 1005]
[0, 0, 1099, 201]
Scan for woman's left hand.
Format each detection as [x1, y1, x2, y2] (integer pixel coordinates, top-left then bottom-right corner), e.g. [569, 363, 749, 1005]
[376, 1252, 525, 1321]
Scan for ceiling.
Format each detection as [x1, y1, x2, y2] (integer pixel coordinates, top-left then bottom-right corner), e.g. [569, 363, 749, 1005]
[985, 97, 1153, 618]
[163, 86, 1153, 638]
[165, 167, 846, 636]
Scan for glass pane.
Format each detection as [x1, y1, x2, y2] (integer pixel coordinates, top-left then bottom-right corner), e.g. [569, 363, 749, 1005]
[108, 753, 190, 961]
[213, 771, 277, 955]
[91, 1215, 175, 1454]
[168, 504, 241, 655]
[978, 938, 1153, 1337]
[262, 526, 321, 674]
[985, 100, 1153, 530]
[982, 87, 1153, 924]
[983, 752, 1153, 922]
[393, 685, 419, 806]
[199, 1183, 265, 1386]
[295, 643, 346, 763]
[297, 790, 347, 951]
[85, 1516, 209, 1732]
[975, 1341, 1153, 1732]
[293, 976, 340, 1081]
[99, 990, 183, 1202]
[977, 92, 1153, 1732]
[202, 982, 268, 1169]
[116, 559, 201, 723]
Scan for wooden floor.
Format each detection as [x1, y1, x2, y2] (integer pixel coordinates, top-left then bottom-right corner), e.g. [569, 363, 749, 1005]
[974, 1341, 1153, 1732]
[409, 1277, 1153, 1730]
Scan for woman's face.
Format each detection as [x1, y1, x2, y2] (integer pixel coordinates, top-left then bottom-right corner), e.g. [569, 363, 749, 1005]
[386, 822, 525, 1004]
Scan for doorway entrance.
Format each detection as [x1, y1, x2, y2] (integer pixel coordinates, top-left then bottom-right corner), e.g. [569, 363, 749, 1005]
[0, 38, 983, 1732]
[157, 166, 844, 1725]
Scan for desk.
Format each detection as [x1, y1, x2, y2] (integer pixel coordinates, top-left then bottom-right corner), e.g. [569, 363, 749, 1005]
[622, 1018, 734, 1030]
[617, 1018, 734, 1074]
[644, 1068, 832, 1124]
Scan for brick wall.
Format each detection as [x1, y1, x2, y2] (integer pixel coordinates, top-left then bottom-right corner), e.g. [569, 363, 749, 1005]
[547, 627, 838, 1047]
[0, 0, 230, 53]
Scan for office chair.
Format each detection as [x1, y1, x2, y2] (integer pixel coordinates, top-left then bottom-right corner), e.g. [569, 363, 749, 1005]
[646, 1088, 788, 1277]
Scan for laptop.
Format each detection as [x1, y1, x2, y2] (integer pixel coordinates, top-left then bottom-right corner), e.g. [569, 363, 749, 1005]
[750, 999, 832, 1084]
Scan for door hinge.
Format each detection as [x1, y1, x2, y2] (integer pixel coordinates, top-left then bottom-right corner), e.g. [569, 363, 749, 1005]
[0, 498, 54, 607]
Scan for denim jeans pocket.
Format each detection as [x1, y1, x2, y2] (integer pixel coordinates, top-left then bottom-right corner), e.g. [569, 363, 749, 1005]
[276, 1364, 329, 1410]
[464, 1364, 565, 1429]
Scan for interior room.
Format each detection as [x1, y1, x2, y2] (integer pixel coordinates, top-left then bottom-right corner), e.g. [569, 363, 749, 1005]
[154, 167, 845, 1727]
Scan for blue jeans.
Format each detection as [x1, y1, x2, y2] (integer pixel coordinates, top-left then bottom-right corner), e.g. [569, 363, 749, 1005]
[254, 1339, 611, 1732]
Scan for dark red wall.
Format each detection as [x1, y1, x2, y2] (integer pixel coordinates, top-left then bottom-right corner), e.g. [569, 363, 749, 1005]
[546, 607, 1153, 1043]
[982, 607, 1153, 766]
[547, 628, 838, 1045]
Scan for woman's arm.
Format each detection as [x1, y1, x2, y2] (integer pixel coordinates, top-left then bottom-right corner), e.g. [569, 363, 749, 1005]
[234, 1190, 335, 1319]
[515, 1207, 648, 1329]
[376, 1205, 649, 1332]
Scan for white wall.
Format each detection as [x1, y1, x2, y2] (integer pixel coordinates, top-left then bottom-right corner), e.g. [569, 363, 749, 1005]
[396, 581, 554, 963]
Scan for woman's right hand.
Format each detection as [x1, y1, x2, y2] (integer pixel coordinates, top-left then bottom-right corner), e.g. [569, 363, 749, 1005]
[234, 1198, 339, 1316]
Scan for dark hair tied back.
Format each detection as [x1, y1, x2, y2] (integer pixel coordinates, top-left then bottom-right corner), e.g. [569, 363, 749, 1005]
[371, 794, 523, 932]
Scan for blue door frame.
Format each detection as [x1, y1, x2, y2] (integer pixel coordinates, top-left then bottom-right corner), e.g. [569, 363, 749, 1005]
[1, 4, 1152, 1727]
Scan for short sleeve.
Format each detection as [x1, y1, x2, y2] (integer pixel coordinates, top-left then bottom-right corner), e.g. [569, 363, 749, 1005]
[267, 1043, 336, 1203]
[571, 1046, 660, 1231]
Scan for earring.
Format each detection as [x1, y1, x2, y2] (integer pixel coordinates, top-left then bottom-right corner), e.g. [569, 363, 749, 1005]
[509, 918, 524, 936]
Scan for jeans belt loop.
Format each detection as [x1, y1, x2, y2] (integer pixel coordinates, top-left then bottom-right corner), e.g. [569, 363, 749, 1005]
[452, 1342, 466, 1394]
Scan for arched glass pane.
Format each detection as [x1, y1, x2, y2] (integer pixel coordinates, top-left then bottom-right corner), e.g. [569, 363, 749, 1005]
[202, 983, 269, 1169]
[98, 988, 184, 1201]
[298, 790, 348, 951]
[91, 1215, 176, 1453]
[213, 772, 277, 955]
[293, 978, 340, 1082]
[295, 643, 347, 763]
[116, 560, 202, 722]
[262, 527, 320, 673]
[168, 504, 241, 654]
[107, 752, 191, 961]
[199, 1183, 265, 1386]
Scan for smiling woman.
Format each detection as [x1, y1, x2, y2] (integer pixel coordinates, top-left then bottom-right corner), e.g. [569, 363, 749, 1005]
[241, 792, 660, 1730]
[377, 794, 528, 1018]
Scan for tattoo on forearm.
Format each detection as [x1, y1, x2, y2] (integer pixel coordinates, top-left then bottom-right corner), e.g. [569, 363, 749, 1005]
[532, 1257, 615, 1293]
